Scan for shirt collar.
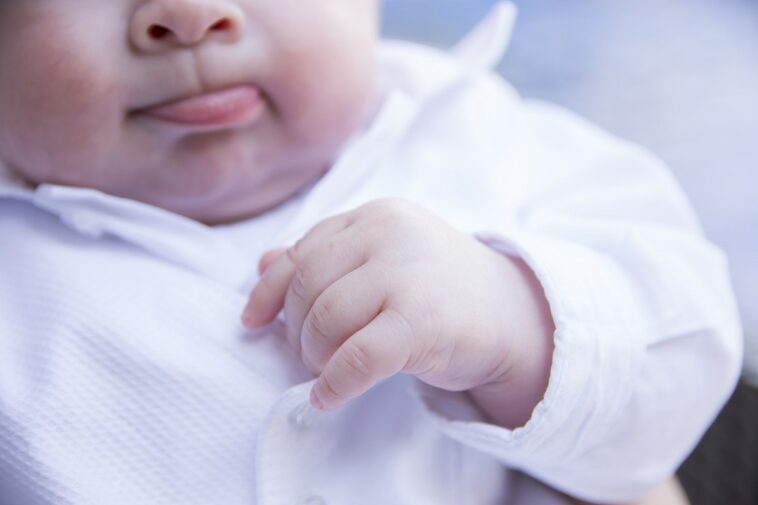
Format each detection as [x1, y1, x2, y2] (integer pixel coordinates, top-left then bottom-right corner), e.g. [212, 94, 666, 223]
[379, 2, 516, 103]
[451, 2, 516, 72]
[0, 2, 516, 283]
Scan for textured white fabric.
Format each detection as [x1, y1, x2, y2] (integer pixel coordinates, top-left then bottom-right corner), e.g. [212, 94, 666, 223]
[0, 3, 742, 504]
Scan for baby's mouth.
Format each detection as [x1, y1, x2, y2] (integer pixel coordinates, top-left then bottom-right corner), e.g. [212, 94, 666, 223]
[135, 85, 265, 130]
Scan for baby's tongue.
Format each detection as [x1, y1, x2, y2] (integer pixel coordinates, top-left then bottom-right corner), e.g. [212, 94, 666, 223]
[143, 85, 264, 127]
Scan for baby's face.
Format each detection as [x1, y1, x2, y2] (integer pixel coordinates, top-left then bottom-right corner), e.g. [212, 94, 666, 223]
[0, 0, 379, 223]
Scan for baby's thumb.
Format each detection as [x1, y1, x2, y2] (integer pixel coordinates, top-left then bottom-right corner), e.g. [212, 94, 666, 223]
[258, 248, 287, 275]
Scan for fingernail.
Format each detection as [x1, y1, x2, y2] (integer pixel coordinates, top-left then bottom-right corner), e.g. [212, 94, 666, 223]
[241, 303, 257, 327]
[310, 387, 324, 410]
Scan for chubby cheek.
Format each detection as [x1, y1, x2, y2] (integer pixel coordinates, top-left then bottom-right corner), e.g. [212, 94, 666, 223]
[0, 21, 126, 186]
[265, 16, 378, 153]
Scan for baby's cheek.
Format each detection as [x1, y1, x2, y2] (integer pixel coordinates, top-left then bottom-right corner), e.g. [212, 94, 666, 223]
[264, 6, 377, 142]
[5, 32, 126, 182]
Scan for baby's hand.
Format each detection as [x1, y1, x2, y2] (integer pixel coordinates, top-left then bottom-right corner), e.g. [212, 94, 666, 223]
[242, 199, 553, 427]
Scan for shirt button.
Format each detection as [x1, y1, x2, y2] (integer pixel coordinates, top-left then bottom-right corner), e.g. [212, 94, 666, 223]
[288, 402, 316, 430]
[299, 496, 326, 505]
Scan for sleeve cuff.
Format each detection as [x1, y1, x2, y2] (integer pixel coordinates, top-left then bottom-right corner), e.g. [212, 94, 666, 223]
[412, 230, 649, 500]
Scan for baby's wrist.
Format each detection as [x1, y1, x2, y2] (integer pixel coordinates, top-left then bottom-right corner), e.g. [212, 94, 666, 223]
[467, 346, 552, 429]
[467, 255, 556, 429]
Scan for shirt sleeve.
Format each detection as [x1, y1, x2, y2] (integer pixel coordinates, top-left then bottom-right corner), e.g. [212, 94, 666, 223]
[415, 100, 743, 503]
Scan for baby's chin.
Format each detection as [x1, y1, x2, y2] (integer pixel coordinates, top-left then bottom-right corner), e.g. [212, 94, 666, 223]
[159, 189, 282, 225]
[129, 158, 328, 225]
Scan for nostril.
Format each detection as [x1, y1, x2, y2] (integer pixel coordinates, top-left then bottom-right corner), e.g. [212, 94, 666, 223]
[140, 16, 238, 47]
[148, 24, 170, 39]
[210, 19, 232, 31]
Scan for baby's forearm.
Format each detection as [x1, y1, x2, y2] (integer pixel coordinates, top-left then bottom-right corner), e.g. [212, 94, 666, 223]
[467, 256, 555, 430]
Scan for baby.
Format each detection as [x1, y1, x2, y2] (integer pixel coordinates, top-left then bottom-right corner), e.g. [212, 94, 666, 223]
[0, 1, 742, 504]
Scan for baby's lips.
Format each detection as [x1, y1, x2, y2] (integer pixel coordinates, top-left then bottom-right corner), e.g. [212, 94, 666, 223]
[140, 85, 265, 128]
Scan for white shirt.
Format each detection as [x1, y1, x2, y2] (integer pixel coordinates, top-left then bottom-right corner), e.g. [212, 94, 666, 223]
[0, 3, 743, 504]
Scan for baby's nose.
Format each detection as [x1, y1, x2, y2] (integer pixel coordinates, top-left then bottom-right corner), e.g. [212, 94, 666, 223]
[130, 0, 245, 52]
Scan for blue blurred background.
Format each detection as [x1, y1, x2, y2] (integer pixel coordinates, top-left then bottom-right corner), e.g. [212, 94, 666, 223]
[383, 0, 758, 383]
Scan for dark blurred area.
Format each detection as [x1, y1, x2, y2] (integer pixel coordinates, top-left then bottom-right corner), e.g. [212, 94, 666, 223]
[383, 1, 758, 503]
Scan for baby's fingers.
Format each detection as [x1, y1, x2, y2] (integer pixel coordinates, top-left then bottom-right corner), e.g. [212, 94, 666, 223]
[258, 248, 286, 275]
[242, 213, 351, 327]
[311, 309, 414, 410]
[242, 246, 299, 327]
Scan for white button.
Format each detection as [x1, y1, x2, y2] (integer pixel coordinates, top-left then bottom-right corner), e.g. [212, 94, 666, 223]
[288, 402, 316, 430]
[299, 496, 326, 505]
